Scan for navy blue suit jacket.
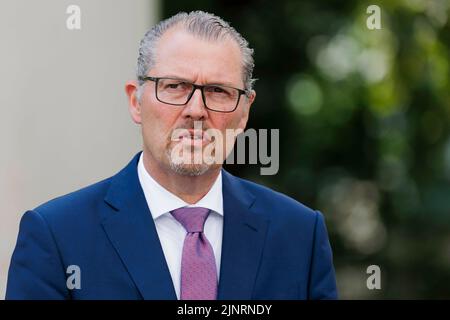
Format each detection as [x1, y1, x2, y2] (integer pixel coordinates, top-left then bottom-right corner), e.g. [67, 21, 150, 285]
[6, 152, 337, 299]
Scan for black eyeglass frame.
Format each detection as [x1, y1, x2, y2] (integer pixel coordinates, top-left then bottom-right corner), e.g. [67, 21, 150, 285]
[138, 76, 249, 113]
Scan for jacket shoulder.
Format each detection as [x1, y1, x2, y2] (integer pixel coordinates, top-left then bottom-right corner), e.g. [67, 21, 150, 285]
[32, 176, 113, 222]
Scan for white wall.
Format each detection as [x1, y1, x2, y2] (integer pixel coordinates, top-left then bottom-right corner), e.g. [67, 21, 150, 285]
[0, 0, 158, 299]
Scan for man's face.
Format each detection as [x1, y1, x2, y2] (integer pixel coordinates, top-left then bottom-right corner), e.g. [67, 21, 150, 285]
[128, 27, 255, 176]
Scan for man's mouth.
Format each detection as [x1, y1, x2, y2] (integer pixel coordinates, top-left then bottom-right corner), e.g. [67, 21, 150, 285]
[174, 129, 212, 146]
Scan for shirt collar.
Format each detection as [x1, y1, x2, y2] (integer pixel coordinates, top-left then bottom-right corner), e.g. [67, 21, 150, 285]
[137, 152, 223, 220]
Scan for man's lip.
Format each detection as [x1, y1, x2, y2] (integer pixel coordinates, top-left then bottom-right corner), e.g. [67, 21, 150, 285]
[177, 129, 212, 141]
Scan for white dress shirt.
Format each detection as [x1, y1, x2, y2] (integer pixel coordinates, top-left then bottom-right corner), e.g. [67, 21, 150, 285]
[137, 153, 223, 299]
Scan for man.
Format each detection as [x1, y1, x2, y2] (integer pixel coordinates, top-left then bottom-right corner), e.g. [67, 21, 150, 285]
[6, 11, 337, 300]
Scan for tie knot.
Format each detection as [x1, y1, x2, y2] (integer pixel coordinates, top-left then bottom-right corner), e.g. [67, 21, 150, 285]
[171, 207, 210, 233]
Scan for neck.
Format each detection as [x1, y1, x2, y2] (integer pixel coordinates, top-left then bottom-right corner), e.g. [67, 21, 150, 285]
[142, 151, 221, 204]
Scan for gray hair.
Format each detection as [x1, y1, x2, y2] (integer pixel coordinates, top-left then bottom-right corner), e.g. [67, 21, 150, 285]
[136, 11, 255, 100]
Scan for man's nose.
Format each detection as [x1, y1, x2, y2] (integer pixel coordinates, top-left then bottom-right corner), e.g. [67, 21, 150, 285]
[181, 88, 208, 120]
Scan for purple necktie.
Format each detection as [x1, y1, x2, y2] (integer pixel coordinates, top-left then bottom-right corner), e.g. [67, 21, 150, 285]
[171, 207, 218, 300]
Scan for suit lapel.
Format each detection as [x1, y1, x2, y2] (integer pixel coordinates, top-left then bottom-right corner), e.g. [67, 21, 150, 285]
[218, 170, 270, 299]
[101, 152, 177, 300]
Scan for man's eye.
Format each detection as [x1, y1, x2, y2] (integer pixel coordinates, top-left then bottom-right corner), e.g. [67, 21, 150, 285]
[213, 87, 224, 93]
[167, 83, 182, 89]
[207, 86, 227, 94]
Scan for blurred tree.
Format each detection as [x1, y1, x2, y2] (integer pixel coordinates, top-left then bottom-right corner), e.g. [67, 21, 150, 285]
[163, 0, 450, 298]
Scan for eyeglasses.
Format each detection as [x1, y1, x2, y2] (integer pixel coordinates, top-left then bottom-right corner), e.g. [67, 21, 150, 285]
[138, 76, 248, 113]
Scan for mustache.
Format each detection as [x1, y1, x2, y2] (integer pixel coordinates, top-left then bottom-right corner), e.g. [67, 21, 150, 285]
[167, 121, 212, 143]
[172, 121, 209, 131]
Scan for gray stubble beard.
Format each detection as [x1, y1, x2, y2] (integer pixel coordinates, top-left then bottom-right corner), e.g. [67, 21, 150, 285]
[165, 146, 212, 176]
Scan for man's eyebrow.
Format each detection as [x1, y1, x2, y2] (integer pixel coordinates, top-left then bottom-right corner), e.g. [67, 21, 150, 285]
[159, 75, 193, 82]
[159, 75, 239, 88]
[206, 81, 238, 87]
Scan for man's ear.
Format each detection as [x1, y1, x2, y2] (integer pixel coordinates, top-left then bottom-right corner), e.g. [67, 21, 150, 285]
[248, 89, 256, 106]
[125, 80, 142, 124]
[237, 90, 256, 130]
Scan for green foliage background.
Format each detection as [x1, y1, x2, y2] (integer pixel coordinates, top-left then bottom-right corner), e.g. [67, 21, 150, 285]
[163, 0, 450, 298]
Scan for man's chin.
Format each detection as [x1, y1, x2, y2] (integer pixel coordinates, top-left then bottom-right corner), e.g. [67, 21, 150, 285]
[165, 143, 223, 176]
[168, 162, 211, 176]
